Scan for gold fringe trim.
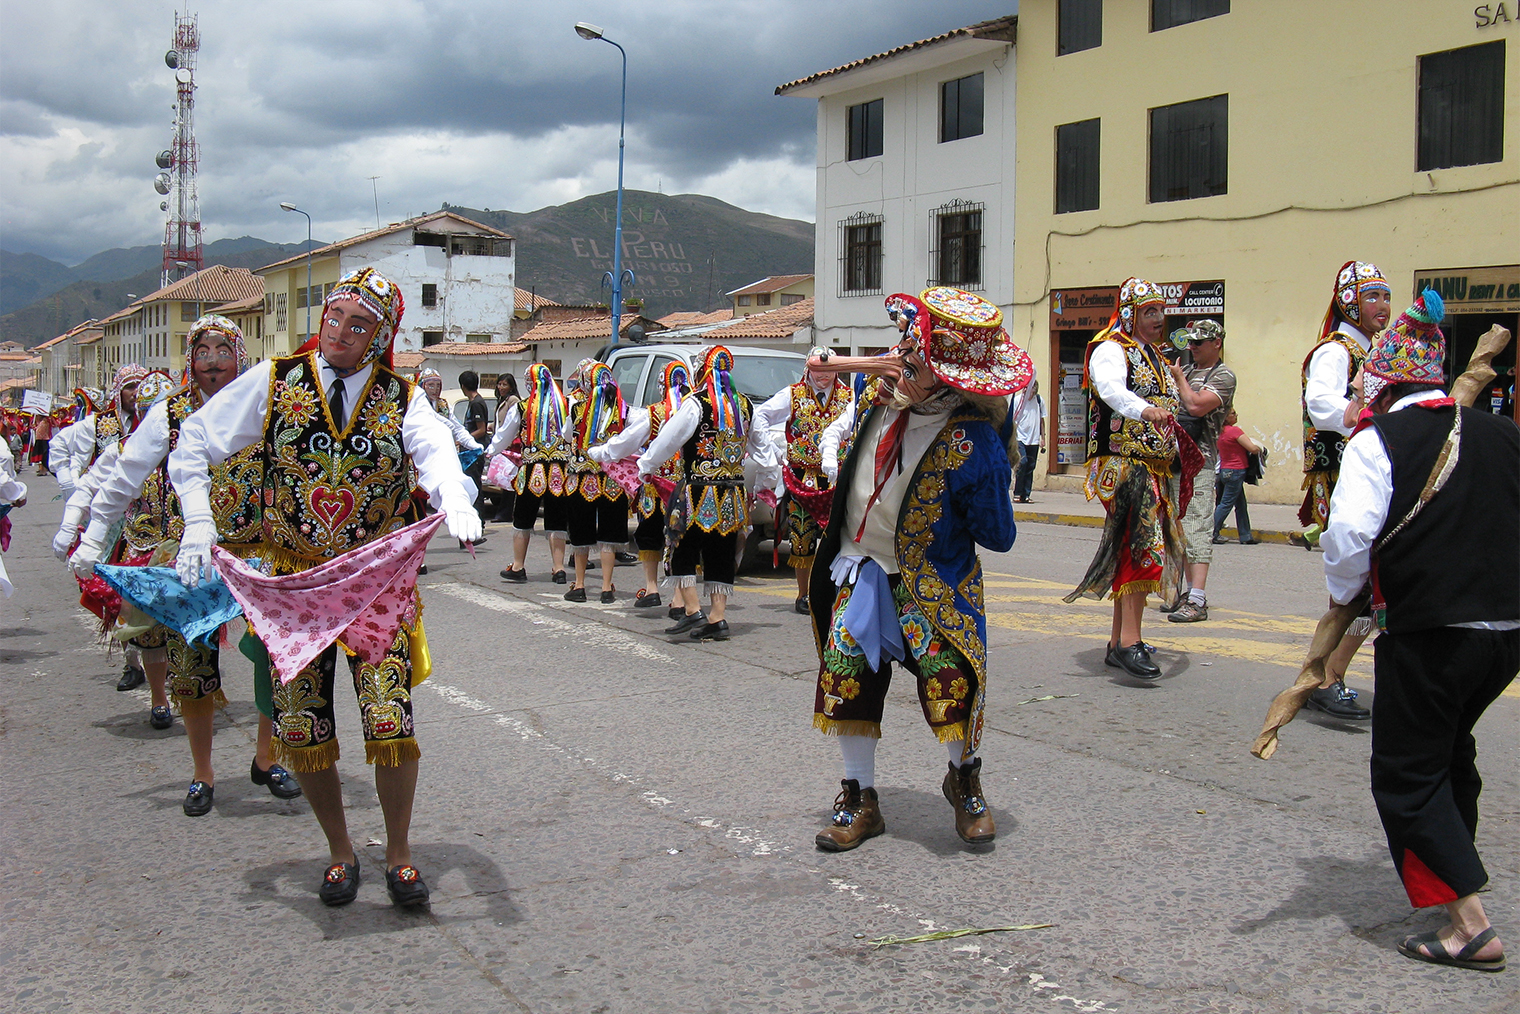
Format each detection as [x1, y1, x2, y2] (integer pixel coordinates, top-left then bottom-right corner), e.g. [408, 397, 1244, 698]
[638, 549, 661, 562]
[274, 737, 340, 773]
[1112, 579, 1162, 600]
[812, 715, 881, 739]
[174, 691, 225, 717]
[786, 553, 815, 568]
[934, 718, 971, 745]
[366, 737, 420, 767]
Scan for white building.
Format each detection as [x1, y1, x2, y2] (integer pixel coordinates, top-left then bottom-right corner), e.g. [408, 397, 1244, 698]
[776, 15, 1018, 354]
[257, 211, 516, 356]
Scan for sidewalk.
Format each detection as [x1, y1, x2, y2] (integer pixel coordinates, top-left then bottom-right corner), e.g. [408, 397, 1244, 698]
[1017, 485, 1305, 545]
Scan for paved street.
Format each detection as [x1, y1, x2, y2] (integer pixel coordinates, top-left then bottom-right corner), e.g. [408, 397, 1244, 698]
[3, 474, 1516, 1014]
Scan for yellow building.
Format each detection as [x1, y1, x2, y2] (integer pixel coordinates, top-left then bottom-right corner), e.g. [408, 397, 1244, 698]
[727, 274, 815, 316]
[206, 292, 269, 363]
[1012, 1, 1518, 501]
[99, 305, 144, 387]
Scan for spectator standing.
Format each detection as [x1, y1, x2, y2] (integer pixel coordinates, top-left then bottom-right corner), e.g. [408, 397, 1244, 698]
[488, 374, 522, 523]
[459, 370, 491, 529]
[1166, 320, 1236, 623]
[1012, 378, 1045, 503]
[1213, 408, 1261, 544]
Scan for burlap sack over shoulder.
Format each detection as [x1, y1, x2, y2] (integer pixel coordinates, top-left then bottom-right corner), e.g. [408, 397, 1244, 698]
[1251, 324, 1512, 760]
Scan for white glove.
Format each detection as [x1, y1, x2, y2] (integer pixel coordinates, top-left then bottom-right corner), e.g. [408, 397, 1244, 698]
[440, 489, 483, 544]
[822, 455, 839, 484]
[176, 517, 218, 589]
[69, 521, 110, 579]
[53, 506, 83, 561]
[587, 445, 611, 465]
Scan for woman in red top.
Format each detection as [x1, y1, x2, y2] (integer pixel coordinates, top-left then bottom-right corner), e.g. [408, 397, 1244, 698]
[1213, 409, 1263, 544]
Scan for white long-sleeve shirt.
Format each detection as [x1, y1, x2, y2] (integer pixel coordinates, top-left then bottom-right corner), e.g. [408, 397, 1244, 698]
[1088, 340, 1151, 421]
[838, 404, 955, 574]
[486, 403, 523, 457]
[49, 420, 87, 488]
[0, 440, 27, 504]
[85, 400, 173, 535]
[1322, 389, 1519, 629]
[436, 404, 481, 451]
[168, 355, 473, 523]
[635, 398, 772, 487]
[589, 410, 651, 464]
[820, 399, 856, 479]
[1305, 322, 1372, 437]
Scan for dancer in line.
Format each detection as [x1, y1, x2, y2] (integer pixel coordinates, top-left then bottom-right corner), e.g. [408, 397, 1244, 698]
[170, 268, 479, 908]
[804, 288, 1028, 851]
[563, 361, 631, 603]
[1063, 278, 1188, 681]
[1321, 290, 1516, 972]
[70, 316, 300, 816]
[494, 364, 569, 585]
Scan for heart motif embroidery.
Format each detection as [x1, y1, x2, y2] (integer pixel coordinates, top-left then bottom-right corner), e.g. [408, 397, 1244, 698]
[309, 485, 355, 530]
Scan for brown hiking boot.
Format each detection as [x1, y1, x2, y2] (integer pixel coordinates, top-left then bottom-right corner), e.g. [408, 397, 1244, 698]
[815, 778, 885, 852]
[942, 758, 996, 843]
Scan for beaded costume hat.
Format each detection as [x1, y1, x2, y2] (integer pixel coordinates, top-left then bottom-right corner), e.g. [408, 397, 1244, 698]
[321, 266, 405, 368]
[107, 364, 149, 408]
[696, 345, 743, 434]
[72, 387, 101, 422]
[417, 367, 443, 384]
[1109, 277, 1167, 338]
[658, 360, 689, 418]
[913, 286, 1034, 397]
[884, 292, 930, 345]
[1362, 288, 1446, 405]
[1320, 260, 1389, 340]
[186, 314, 250, 375]
[134, 371, 176, 412]
[576, 362, 625, 447]
[522, 363, 566, 448]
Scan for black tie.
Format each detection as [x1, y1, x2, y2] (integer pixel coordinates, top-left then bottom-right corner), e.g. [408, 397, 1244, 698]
[328, 375, 345, 428]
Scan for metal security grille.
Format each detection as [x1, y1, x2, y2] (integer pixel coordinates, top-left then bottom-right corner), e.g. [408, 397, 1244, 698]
[927, 200, 984, 289]
[839, 212, 884, 296]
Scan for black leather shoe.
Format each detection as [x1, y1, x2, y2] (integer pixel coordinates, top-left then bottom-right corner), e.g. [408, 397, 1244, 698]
[668, 605, 685, 621]
[551, 570, 567, 584]
[1112, 642, 1161, 680]
[150, 705, 174, 730]
[564, 586, 587, 602]
[1240, 537, 1260, 545]
[634, 589, 661, 608]
[614, 551, 638, 565]
[794, 595, 810, 615]
[418, 564, 428, 575]
[600, 588, 616, 604]
[386, 865, 430, 908]
[500, 567, 527, 583]
[460, 534, 486, 549]
[182, 781, 214, 817]
[665, 610, 706, 635]
[1104, 643, 1120, 668]
[116, 665, 146, 691]
[251, 759, 303, 799]
[319, 861, 361, 906]
[1306, 680, 1371, 720]
[690, 619, 730, 641]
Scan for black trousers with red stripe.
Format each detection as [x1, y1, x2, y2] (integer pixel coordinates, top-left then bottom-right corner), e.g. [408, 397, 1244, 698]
[1370, 626, 1518, 907]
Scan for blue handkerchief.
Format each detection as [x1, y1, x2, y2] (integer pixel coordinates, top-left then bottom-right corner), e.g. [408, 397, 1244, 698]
[95, 565, 245, 650]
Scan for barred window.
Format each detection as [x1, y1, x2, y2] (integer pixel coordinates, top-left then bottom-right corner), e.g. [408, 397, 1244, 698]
[422, 283, 438, 308]
[928, 200, 984, 289]
[838, 213, 883, 295]
[274, 292, 288, 332]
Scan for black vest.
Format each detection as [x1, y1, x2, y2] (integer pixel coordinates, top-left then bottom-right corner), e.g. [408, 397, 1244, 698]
[1371, 404, 1519, 633]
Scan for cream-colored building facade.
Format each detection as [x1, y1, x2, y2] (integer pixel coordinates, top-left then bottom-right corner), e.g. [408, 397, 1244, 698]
[1013, 1, 1518, 502]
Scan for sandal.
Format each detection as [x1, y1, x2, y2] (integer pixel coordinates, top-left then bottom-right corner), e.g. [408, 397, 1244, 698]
[1398, 926, 1506, 972]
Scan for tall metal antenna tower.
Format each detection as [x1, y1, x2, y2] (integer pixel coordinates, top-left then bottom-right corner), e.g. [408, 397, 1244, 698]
[154, 11, 202, 287]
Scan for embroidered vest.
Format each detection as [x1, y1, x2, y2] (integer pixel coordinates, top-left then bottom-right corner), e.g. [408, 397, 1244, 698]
[1084, 333, 1179, 465]
[92, 411, 122, 467]
[165, 385, 264, 553]
[514, 397, 568, 497]
[680, 391, 753, 534]
[636, 401, 684, 518]
[120, 405, 181, 558]
[565, 396, 624, 501]
[261, 353, 418, 570]
[787, 380, 850, 483]
[1300, 332, 1367, 475]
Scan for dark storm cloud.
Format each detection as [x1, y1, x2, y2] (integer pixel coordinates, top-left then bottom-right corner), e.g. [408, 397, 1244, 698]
[1, 0, 1016, 263]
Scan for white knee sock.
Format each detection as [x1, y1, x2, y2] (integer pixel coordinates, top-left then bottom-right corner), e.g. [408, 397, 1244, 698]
[1188, 588, 1207, 606]
[945, 739, 974, 767]
[838, 735, 877, 789]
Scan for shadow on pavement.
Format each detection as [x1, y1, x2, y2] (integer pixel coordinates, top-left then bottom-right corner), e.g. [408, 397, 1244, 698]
[1231, 853, 1404, 938]
[846, 784, 1011, 858]
[241, 841, 524, 940]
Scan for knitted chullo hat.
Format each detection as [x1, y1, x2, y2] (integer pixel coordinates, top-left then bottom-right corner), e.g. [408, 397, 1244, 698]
[1363, 288, 1446, 405]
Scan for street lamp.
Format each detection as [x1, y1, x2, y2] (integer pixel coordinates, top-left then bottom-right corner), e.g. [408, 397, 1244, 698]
[575, 22, 635, 349]
[280, 202, 314, 339]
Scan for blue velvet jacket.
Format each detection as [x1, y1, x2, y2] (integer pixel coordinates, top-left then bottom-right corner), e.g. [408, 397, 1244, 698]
[809, 401, 1015, 749]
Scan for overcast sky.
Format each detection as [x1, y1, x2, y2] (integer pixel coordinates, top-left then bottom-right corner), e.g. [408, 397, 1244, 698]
[0, 0, 1014, 266]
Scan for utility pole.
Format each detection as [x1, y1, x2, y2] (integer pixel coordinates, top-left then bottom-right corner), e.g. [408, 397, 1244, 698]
[367, 176, 381, 229]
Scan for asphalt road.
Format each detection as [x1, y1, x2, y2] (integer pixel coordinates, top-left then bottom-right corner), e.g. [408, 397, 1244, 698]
[2, 473, 1516, 1014]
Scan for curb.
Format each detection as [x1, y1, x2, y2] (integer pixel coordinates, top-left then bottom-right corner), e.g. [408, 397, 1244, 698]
[1012, 510, 1302, 547]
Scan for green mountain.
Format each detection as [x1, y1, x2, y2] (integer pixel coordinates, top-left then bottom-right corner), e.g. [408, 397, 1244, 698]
[446, 190, 814, 319]
[0, 238, 319, 347]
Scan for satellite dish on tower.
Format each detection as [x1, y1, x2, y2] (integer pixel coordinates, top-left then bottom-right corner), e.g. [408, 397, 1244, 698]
[156, 150, 173, 169]
[175, 68, 192, 84]
[160, 201, 169, 211]
[154, 173, 172, 195]
[165, 51, 179, 69]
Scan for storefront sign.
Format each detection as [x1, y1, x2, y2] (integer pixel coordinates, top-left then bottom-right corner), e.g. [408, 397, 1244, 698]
[1050, 288, 1118, 331]
[1413, 265, 1520, 315]
[1161, 280, 1225, 316]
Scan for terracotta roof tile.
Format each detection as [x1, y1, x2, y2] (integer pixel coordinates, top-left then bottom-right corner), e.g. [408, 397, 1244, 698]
[258, 211, 511, 273]
[706, 298, 814, 340]
[392, 351, 426, 369]
[515, 288, 560, 312]
[140, 265, 263, 305]
[520, 314, 666, 344]
[209, 293, 264, 314]
[775, 15, 1015, 95]
[726, 274, 813, 297]
[420, 342, 529, 356]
